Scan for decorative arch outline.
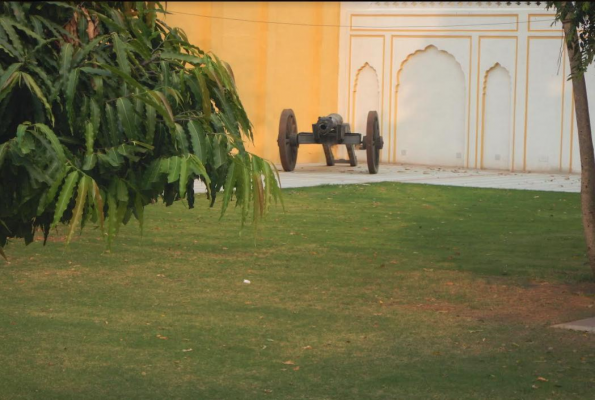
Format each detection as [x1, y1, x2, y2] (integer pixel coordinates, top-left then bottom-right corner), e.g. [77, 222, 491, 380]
[392, 45, 467, 163]
[480, 62, 512, 169]
[351, 62, 380, 128]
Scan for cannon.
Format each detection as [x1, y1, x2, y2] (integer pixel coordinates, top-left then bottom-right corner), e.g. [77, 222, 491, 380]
[277, 109, 383, 174]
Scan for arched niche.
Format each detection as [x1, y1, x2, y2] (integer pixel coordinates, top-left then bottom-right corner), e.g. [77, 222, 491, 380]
[481, 63, 512, 170]
[352, 63, 380, 136]
[394, 45, 466, 167]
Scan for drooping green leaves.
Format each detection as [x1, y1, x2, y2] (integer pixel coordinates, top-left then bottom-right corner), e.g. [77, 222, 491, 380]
[0, 62, 22, 89]
[0, 143, 7, 168]
[167, 156, 181, 183]
[195, 68, 211, 120]
[33, 123, 65, 161]
[37, 165, 69, 215]
[65, 68, 79, 132]
[59, 42, 73, 86]
[51, 170, 79, 227]
[187, 120, 207, 161]
[66, 174, 90, 243]
[112, 33, 131, 76]
[220, 159, 236, 217]
[0, 1, 281, 256]
[21, 72, 54, 124]
[116, 97, 138, 140]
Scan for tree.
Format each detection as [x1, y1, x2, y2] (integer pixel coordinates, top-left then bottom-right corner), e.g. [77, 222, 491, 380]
[547, 2, 595, 278]
[0, 1, 281, 259]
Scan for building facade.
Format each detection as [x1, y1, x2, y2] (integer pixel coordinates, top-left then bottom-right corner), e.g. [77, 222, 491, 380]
[168, 2, 594, 174]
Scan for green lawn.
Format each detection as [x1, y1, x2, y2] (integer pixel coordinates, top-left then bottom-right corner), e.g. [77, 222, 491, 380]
[1, 182, 594, 399]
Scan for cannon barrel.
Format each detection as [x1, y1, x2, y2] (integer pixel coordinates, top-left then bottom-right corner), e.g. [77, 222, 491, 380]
[313, 113, 343, 139]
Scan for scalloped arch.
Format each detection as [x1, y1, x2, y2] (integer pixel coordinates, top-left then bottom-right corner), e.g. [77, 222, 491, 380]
[482, 63, 512, 96]
[480, 62, 512, 170]
[353, 62, 380, 96]
[391, 44, 466, 166]
[351, 62, 380, 127]
[395, 45, 466, 93]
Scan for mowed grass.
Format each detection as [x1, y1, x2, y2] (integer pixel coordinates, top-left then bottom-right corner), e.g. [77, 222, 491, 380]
[1, 182, 594, 399]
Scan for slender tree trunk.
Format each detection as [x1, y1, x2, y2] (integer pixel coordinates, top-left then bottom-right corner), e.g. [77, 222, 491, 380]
[563, 19, 595, 278]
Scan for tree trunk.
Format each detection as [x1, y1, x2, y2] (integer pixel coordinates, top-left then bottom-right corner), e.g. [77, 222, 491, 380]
[563, 19, 595, 278]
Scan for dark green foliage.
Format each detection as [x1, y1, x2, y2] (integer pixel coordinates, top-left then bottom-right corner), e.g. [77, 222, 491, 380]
[547, 1, 595, 78]
[0, 2, 281, 255]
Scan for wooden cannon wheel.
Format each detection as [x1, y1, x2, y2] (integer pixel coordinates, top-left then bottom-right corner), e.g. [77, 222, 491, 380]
[277, 109, 299, 172]
[365, 111, 381, 174]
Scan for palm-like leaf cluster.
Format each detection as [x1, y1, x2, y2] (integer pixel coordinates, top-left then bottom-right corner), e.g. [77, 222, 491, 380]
[0, 1, 281, 258]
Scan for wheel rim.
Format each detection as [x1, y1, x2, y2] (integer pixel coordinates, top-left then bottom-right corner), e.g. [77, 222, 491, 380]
[278, 109, 298, 171]
[366, 111, 380, 174]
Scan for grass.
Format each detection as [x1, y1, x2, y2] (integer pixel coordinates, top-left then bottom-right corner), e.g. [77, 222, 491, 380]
[1, 181, 594, 399]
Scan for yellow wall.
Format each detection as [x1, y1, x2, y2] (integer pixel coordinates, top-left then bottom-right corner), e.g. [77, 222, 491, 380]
[165, 2, 341, 164]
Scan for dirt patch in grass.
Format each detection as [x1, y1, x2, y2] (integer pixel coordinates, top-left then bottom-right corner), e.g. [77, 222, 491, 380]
[391, 271, 595, 325]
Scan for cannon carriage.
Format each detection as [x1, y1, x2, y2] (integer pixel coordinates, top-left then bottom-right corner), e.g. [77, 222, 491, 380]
[277, 109, 384, 174]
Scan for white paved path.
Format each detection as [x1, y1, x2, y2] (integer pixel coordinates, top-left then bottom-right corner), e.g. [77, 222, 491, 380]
[276, 163, 581, 193]
[195, 163, 581, 193]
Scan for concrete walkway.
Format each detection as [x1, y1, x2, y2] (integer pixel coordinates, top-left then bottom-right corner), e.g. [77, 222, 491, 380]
[552, 317, 595, 333]
[275, 163, 581, 193]
[194, 162, 581, 193]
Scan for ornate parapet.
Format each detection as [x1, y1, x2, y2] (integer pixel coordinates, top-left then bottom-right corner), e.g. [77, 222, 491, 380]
[369, 2, 547, 9]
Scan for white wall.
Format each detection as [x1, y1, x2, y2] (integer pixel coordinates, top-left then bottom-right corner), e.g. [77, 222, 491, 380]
[396, 46, 466, 167]
[525, 38, 565, 172]
[482, 65, 512, 170]
[338, 2, 594, 174]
